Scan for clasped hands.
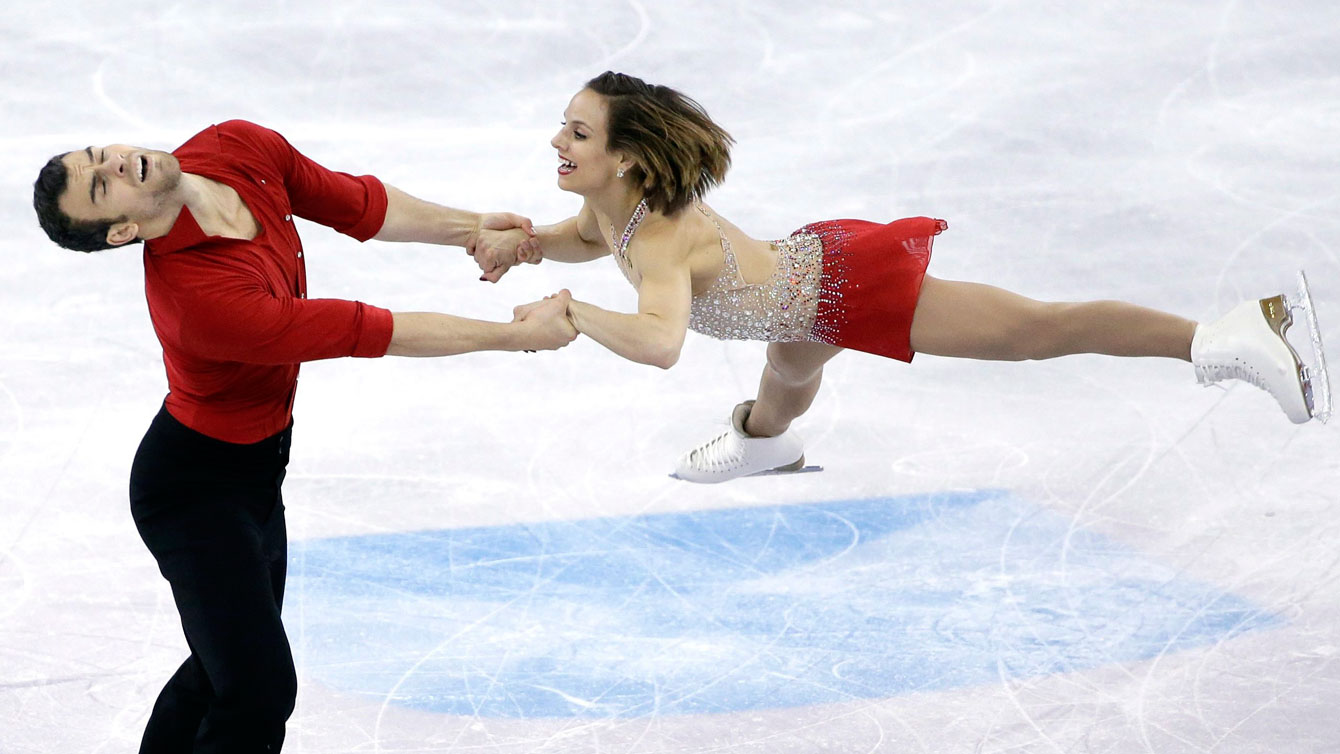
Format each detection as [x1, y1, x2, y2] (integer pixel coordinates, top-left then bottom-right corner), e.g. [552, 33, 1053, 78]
[512, 289, 577, 351]
[466, 212, 541, 283]
[467, 213, 574, 351]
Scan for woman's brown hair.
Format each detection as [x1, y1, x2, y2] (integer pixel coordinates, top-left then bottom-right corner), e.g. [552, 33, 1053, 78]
[586, 71, 734, 215]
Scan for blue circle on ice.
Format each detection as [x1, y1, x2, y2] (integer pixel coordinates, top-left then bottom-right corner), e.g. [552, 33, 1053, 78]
[288, 490, 1276, 718]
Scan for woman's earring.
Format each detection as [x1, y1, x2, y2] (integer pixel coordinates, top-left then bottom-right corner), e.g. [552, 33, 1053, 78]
[617, 168, 625, 178]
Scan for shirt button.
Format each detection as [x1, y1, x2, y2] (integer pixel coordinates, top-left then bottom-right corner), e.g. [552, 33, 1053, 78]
[260, 179, 266, 184]
[284, 214, 291, 221]
[297, 252, 303, 258]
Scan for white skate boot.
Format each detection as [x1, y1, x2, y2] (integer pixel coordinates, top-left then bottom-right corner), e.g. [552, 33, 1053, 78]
[672, 400, 807, 483]
[1191, 271, 1331, 424]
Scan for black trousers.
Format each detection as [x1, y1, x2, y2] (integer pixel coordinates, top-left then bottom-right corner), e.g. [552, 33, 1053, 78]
[130, 405, 295, 753]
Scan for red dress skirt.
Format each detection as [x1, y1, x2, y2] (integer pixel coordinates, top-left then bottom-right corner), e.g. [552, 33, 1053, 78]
[800, 217, 946, 362]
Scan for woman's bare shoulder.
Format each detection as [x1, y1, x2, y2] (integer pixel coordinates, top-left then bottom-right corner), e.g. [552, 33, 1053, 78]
[630, 209, 697, 258]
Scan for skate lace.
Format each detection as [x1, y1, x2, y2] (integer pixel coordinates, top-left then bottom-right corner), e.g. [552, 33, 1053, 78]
[1196, 362, 1268, 391]
[689, 430, 742, 471]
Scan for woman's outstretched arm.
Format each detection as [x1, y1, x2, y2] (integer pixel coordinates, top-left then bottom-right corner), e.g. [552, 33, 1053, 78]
[533, 204, 611, 263]
[477, 203, 610, 282]
[547, 233, 693, 368]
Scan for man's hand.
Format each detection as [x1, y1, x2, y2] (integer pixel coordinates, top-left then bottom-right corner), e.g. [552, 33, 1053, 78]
[513, 289, 577, 350]
[474, 227, 531, 282]
[468, 213, 542, 283]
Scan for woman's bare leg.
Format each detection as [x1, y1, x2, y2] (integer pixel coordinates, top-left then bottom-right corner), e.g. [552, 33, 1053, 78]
[744, 341, 844, 437]
[744, 277, 1195, 438]
[909, 276, 1197, 361]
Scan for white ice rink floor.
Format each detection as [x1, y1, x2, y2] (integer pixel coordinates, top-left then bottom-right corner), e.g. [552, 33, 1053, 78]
[3, 1, 1339, 751]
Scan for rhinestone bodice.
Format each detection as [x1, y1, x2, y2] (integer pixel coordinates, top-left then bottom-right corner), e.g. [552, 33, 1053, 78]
[611, 202, 824, 344]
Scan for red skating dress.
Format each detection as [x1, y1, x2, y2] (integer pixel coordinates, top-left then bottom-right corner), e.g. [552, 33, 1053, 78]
[612, 202, 946, 362]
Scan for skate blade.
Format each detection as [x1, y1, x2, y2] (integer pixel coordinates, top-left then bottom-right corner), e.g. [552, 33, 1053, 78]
[748, 464, 824, 477]
[1289, 270, 1332, 423]
[748, 454, 820, 477]
[668, 461, 824, 481]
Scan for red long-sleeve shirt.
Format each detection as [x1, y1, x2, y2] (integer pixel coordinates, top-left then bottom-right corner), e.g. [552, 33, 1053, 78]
[143, 120, 394, 443]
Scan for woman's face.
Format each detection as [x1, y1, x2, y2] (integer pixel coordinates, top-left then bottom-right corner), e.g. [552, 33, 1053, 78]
[550, 88, 629, 195]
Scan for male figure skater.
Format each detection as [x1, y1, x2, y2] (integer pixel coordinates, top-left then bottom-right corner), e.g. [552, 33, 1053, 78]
[32, 119, 574, 752]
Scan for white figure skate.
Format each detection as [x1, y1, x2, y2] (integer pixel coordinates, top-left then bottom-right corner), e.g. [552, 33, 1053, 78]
[1191, 270, 1331, 424]
[672, 400, 813, 483]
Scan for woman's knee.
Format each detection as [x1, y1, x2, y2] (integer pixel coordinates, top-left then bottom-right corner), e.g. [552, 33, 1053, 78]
[1007, 301, 1081, 360]
[966, 300, 1067, 361]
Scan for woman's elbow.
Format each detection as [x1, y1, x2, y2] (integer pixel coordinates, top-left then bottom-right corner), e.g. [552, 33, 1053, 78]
[646, 339, 682, 370]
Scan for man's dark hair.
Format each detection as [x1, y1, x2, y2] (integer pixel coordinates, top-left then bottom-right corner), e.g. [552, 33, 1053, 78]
[32, 154, 137, 253]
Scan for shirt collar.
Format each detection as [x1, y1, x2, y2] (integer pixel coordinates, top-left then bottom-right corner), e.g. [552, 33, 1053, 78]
[145, 203, 209, 256]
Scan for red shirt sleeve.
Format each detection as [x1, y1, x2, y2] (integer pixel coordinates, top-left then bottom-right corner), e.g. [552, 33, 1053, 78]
[218, 120, 389, 241]
[164, 263, 393, 364]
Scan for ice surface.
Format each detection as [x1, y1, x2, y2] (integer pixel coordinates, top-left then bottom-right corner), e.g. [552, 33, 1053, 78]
[2, 1, 1338, 751]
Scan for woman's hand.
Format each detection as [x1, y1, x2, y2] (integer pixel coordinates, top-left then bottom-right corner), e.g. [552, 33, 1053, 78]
[513, 290, 577, 350]
[469, 213, 543, 283]
[512, 289, 572, 322]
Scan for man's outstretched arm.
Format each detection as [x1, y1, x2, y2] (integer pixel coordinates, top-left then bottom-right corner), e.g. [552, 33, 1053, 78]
[386, 293, 576, 357]
[373, 184, 533, 252]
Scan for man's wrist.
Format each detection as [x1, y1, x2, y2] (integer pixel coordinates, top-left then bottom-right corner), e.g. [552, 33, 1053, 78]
[456, 211, 483, 250]
[509, 318, 537, 351]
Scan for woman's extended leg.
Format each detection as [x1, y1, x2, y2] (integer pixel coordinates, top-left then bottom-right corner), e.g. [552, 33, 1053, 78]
[743, 277, 1196, 438]
[744, 278, 1196, 437]
[908, 276, 1197, 361]
[907, 275, 1321, 422]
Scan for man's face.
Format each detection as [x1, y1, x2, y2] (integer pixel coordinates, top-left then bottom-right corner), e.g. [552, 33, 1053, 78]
[57, 145, 182, 243]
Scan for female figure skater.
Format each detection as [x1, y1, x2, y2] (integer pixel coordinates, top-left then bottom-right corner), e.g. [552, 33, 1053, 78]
[491, 71, 1328, 483]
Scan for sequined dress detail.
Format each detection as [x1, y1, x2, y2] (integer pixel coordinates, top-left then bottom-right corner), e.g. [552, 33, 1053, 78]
[612, 199, 946, 362]
[613, 202, 824, 343]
